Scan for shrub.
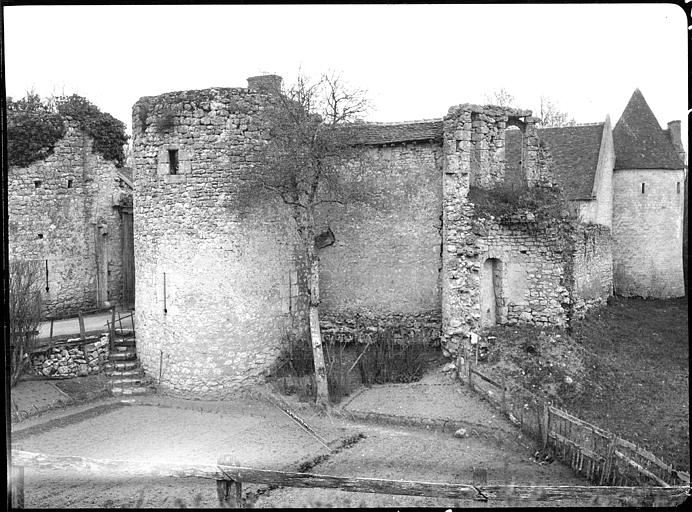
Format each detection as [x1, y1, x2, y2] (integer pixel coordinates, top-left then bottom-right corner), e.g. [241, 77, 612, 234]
[9, 260, 43, 386]
[469, 183, 569, 222]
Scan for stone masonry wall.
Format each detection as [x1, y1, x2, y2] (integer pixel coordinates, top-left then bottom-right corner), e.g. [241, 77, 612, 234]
[476, 219, 570, 328]
[132, 84, 306, 398]
[30, 334, 110, 378]
[612, 168, 685, 298]
[8, 123, 128, 318]
[571, 224, 613, 317]
[317, 141, 442, 338]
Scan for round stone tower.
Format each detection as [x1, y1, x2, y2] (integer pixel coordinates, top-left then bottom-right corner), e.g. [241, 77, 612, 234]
[131, 76, 307, 398]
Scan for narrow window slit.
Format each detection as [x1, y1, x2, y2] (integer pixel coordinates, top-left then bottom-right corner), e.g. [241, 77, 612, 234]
[169, 149, 179, 175]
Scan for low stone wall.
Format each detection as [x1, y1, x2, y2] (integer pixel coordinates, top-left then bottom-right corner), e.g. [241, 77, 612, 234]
[30, 334, 110, 378]
[320, 311, 441, 345]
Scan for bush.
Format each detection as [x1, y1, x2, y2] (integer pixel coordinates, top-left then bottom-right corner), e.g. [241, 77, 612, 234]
[7, 92, 129, 168]
[9, 260, 43, 386]
[358, 335, 427, 385]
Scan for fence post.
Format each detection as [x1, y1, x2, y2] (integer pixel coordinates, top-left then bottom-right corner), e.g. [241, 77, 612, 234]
[467, 357, 473, 391]
[542, 401, 550, 450]
[601, 433, 617, 486]
[11, 446, 25, 509]
[501, 375, 506, 414]
[217, 454, 242, 508]
[110, 308, 116, 351]
[78, 312, 86, 340]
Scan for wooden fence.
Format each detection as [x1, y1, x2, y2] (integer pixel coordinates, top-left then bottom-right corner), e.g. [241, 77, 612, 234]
[9, 449, 689, 507]
[465, 362, 690, 488]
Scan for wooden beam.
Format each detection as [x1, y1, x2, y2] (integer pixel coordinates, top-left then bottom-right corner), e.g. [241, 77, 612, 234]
[614, 450, 670, 487]
[10, 450, 689, 506]
[480, 484, 688, 504]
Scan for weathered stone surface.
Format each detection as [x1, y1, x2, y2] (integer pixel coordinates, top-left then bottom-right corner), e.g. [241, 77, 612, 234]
[8, 123, 132, 317]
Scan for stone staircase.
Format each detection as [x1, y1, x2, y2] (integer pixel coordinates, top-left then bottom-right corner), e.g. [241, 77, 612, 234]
[105, 328, 156, 397]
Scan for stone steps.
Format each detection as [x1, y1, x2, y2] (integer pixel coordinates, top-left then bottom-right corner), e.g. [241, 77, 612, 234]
[109, 351, 137, 361]
[110, 385, 156, 396]
[105, 360, 140, 372]
[106, 332, 155, 398]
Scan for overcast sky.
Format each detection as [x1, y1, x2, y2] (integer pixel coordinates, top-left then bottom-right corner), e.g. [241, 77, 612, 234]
[3, 4, 688, 149]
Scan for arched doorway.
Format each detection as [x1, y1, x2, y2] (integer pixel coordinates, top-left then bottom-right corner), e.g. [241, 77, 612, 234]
[481, 258, 503, 327]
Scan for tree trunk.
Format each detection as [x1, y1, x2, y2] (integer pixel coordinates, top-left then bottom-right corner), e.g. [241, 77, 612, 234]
[308, 248, 330, 407]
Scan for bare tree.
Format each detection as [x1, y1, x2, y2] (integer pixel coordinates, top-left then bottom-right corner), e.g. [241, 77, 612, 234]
[9, 260, 43, 386]
[483, 88, 517, 108]
[538, 96, 576, 127]
[243, 72, 371, 406]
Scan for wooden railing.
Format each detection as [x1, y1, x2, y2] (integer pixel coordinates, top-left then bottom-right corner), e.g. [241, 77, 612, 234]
[465, 363, 690, 488]
[8, 449, 689, 507]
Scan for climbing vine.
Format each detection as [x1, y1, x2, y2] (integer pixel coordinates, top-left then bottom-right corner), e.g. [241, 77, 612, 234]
[7, 92, 129, 168]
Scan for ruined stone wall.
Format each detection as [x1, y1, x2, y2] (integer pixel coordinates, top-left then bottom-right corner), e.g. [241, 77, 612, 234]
[572, 225, 613, 317]
[132, 85, 306, 398]
[441, 104, 542, 356]
[612, 168, 685, 298]
[8, 124, 127, 318]
[476, 219, 570, 327]
[317, 141, 442, 338]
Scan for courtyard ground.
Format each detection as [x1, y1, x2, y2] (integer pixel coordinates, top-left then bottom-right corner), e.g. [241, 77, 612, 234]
[10, 369, 601, 508]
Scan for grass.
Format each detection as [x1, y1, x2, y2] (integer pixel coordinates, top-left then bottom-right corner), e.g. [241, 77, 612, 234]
[566, 296, 689, 471]
[479, 296, 689, 472]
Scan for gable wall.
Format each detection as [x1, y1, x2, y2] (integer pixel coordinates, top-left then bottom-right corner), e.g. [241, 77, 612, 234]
[8, 125, 127, 318]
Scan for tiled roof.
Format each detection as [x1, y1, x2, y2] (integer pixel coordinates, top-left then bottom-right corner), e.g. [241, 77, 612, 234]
[613, 89, 683, 170]
[505, 124, 605, 200]
[346, 119, 444, 145]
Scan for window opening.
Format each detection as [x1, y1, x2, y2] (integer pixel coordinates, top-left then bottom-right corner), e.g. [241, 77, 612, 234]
[677, 182, 681, 194]
[641, 183, 645, 194]
[34, 180, 42, 188]
[67, 179, 73, 188]
[168, 149, 179, 175]
[37, 233, 44, 239]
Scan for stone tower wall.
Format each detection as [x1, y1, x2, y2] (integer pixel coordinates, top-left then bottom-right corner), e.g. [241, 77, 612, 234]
[612, 168, 685, 298]
[8, 123, 127, 318]
[132, 86, 306, 398]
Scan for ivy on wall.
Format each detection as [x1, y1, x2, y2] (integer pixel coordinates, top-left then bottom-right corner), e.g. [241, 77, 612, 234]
[7, 92, 129, 168]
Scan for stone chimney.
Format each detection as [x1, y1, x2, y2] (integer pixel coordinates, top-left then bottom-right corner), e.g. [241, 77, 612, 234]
[247, 75, 282, 94]
[667, 120, 686, 163]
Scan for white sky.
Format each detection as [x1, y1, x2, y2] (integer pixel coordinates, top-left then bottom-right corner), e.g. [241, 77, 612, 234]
[3, 4, 689, 149]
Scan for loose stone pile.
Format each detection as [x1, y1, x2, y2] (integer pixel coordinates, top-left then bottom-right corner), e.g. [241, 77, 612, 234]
[31, 334, 110, 378]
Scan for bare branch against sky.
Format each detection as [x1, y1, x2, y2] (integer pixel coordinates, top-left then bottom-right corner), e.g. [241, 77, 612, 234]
[2, 4, 688, 148]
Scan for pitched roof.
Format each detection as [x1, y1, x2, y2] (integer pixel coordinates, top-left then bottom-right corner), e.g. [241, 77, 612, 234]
[613, 89, 683, 170]
[347, 119, 443, 145]
[505, 124, 605, 200]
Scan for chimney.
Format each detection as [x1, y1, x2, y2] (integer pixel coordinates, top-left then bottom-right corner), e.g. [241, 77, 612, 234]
[247, 75, 282, 94]
[667, 120, 686, 163]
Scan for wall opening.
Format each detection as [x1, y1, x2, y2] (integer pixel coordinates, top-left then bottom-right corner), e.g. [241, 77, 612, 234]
[481, 257, 503, 327]
[34, 180, 42, 188]
[67, 179, 73, 188]
[168, 149, 179, 175]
